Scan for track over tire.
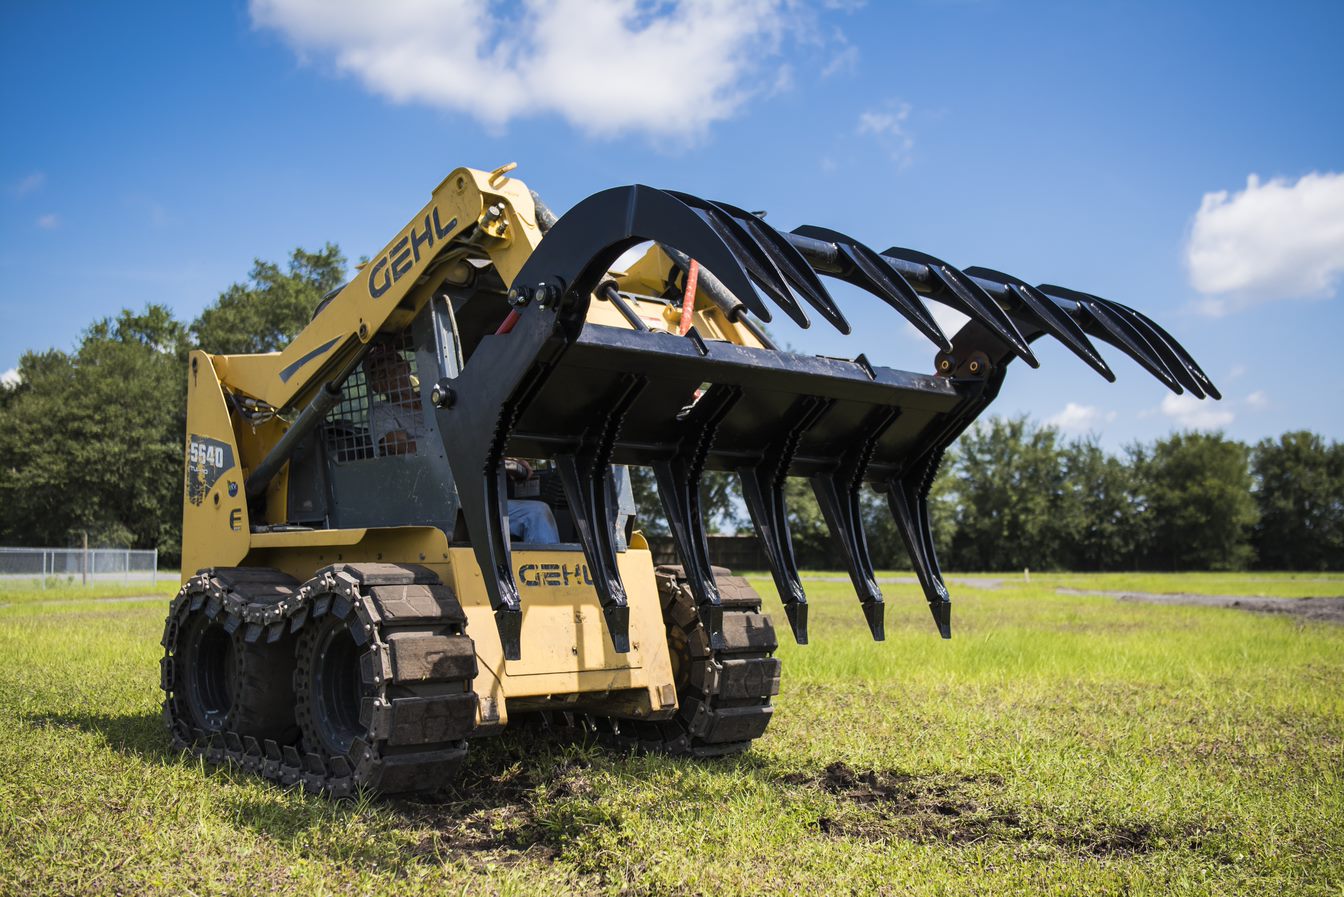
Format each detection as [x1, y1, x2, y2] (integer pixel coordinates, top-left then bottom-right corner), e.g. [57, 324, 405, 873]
[162, 568, 300, 745]
[162, 563, 479, 796]
[291, 563, 479, 795]
[598, 565, 780, 757]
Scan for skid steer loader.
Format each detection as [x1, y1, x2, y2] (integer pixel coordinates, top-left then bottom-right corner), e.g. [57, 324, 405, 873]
[161, 164, 1218, 795]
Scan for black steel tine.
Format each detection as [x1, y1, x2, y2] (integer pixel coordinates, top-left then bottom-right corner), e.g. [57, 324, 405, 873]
[554, 373, 648, 653]
[1039, 284, 1183, 394]
[1117, 304, 1221, 400]
[709, 200, 852, 334]
[885, 248, 1038, 368]
[666, 191, 800, 326]
[810, 406, 901, 641]
[736, 395, 833, 645]
[652, 384, 743, 647]
[1103, 302, 1204, 397]
[887, 468, 952, 638]
[792, 225, 951, 352]
[963, 266, 1115, 382]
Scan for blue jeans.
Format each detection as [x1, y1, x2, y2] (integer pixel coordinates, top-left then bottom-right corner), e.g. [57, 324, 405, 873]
[508, 499, 559, 543]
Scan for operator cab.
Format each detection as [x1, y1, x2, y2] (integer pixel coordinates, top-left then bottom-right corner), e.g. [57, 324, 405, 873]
[283, 294, 636, 550]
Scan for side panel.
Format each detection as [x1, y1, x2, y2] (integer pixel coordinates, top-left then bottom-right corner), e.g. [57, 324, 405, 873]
[242, 529, 676, 731]
[180, 351, 250, 581]
[448, 544, 675, 728]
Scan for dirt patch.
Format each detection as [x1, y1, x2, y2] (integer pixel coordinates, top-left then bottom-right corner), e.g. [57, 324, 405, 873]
[395, 732, 617, 871]
[1057, 588, 1344, 624]
[784, 762, 1218, 858]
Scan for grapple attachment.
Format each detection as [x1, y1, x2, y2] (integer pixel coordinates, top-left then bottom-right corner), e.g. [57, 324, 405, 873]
[434, 185, 1218, 659]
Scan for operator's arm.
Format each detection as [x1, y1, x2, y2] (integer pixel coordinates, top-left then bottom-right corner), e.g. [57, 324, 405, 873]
[504, 458, 533, 481]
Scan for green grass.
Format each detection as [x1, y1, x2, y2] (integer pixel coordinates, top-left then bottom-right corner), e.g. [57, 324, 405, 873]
[1, 573, 1340, 896]
[0, 578, 179, 608]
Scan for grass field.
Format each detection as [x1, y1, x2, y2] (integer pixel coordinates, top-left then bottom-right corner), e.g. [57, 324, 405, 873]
[1, 572, 1340, 896]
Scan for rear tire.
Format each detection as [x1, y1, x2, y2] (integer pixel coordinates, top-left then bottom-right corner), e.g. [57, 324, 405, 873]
[162, 568, 300, 746]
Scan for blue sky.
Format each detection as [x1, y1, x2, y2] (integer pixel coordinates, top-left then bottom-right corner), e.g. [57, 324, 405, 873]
[2, 0, 1341, 449]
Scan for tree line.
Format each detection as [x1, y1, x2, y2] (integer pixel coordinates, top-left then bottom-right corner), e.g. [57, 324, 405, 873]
[1, 244, 1340, 571]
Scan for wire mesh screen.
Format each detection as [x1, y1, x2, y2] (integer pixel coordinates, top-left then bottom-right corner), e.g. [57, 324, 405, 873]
[324, 331, 421, 462]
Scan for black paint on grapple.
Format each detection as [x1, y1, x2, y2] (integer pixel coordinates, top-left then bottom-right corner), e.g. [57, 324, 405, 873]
[434, 184, 1218, 658]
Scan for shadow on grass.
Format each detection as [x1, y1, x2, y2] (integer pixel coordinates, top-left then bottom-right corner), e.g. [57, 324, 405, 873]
[27, 709, 1234, 871]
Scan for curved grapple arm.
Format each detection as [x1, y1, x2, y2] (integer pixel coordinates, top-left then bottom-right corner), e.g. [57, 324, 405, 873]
[438, 184, 1217, 659]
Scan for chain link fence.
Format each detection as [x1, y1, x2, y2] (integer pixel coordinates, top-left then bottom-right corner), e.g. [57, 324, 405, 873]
[0, 547, 160, 588]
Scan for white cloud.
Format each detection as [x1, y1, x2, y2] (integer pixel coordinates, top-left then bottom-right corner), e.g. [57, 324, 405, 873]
[1226, 363, 1246, 382]
[1046, 402, 1117, 433]
[1186, 171, 1344, 316]
[12, 172, 44, 196]
[251, 0, 797, 141]
[1246, 389, 1269, 410]
[1160, 392, 1234, 429]
[1, 367, 18, 388]
[36, 213, 60, 230]
[856, 101, 913, 165]
[821, 43, 858, 77]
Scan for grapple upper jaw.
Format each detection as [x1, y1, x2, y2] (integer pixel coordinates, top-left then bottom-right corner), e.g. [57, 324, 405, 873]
[438, 180, 1221, 658]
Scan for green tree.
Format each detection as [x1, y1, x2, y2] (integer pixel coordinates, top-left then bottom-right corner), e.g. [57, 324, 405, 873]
[1251, 431, 1344, 570]
[946, 416, 1071, 571]
[0, 306, 188, 557]
[1132, 432, 1257, 570]
[1058, 438, 1146, 570]
[191, 244, 347, 354]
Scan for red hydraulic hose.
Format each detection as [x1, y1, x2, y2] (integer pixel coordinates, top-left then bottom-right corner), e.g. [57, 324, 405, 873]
[679, 258, 700, 335]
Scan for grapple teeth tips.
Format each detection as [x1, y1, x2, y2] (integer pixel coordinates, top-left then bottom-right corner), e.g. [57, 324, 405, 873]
[886, 248, 1036, 367]
[791, 224, 950, 351]
[863, 602, 886, 641]
[931, 601, 951, 639]
[785, 602, 809, 645]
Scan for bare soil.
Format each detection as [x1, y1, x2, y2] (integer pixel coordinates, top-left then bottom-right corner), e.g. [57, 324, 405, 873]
[1056, 588, 1344, 624]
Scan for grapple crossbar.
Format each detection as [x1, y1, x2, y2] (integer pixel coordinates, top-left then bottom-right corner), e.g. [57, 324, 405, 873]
[434, 184, 1218, 659]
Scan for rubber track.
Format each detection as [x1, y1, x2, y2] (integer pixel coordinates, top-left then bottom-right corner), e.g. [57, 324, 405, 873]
[161, 563, 478, 796]
[590, 565, 780, 757]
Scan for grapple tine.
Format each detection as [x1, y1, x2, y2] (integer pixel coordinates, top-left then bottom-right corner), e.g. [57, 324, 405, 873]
[710, 200, 852, 334]
[886, 460, 952, 639]
[885, 248, 1038, 368]
[652, 384, 742, 647]
[554, 373, 648, 653]
[666, 191, 800, 326]
[735, 395, 833, 645]
[1118, 303, 1221, 400]
[810, 406, 900, 641]
[792, 225, 952, 352]
[1104, 303, 1204, 397]
[963, 266, 1115, 382]
[1038, 284, 1183, 393]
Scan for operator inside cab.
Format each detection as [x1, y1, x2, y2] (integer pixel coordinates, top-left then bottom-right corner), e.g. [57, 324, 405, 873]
[364, 339, 560, 544]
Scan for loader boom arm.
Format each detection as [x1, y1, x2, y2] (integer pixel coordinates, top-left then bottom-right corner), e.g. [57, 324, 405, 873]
[218, 167, 545, 411]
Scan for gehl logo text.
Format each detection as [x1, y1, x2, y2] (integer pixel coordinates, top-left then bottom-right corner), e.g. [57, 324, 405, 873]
[517, 563, 595, 588]
[367, 209, 458, 299]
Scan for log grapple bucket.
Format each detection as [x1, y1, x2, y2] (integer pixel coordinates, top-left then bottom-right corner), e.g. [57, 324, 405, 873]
[435, 185, 1219, 660]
